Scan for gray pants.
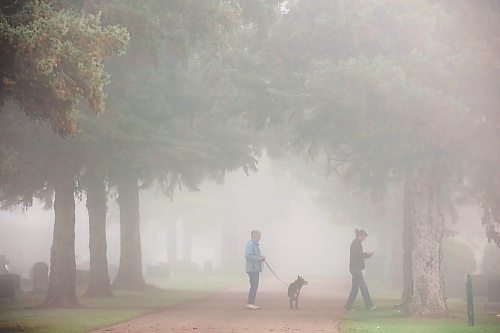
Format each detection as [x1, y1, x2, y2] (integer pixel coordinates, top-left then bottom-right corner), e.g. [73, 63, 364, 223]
[344, 268, 374, 310]
[247, 272, 259, 304]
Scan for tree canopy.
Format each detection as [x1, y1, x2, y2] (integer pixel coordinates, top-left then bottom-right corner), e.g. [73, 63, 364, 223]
[0, 0, 129, 136]
[0, 0, 498, 314]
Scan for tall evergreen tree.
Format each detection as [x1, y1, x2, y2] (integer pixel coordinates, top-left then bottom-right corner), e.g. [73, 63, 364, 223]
[78, 0, 280, 289]
[0, 0, 128, 136]
[0, 0, 127, 306]
[264, 0, 499, 315]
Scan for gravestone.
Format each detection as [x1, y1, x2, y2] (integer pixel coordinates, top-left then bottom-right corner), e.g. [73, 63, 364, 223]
[0, 256, 20, 300]
[0, 274, 20, 299]
[146, 263, 171, 279]
[175, 260, 198, 274]
[203, 261, 213, 275]
[487, 279, 500, 304]
[472, 274, 500, 298]
[76, 269, 90, 286]
[0, 255, 10, 274]
[32, 262, 49, 293]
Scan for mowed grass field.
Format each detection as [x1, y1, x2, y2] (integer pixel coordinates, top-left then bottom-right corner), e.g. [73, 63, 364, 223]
[0, 275, 245, 333]
[340, 284, 500, 333]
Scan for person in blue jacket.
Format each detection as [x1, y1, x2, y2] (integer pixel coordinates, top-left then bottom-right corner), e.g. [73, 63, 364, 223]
[245, 230, 265, 309]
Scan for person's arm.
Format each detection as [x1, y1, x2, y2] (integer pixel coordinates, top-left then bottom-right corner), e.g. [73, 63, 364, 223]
[361, 242, 374, 258]
[245, 243, 262, 263]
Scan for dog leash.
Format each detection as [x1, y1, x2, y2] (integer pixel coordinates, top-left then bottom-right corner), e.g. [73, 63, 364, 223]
[264, 261, 289, 288]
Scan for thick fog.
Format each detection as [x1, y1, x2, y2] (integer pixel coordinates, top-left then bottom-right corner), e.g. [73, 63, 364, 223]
[0, 153, 492, 281]
[0, 155, 347, 278]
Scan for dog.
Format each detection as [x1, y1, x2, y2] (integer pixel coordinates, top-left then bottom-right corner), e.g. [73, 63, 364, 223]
[287, 276, 308, 310]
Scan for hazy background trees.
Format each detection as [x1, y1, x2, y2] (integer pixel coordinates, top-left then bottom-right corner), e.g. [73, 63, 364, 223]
[0, 0, 498, 316]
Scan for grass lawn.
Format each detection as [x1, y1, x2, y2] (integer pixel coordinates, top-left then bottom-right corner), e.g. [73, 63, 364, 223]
[0, 274, 245, 333]
[340, 283, 500, 333]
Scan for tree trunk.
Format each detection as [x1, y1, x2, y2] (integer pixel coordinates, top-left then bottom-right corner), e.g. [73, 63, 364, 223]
[386, 184, 403, 289]
[405, 168, 448, 316]
[166, 220, 178, 268]
[221, 218, 240, 273]
[85, 172, 113, 297]
[182, 221, 192, 263]
[400, 175, 413, 309]
[44, 173, 78, 307]
[113, 176, 145, 289]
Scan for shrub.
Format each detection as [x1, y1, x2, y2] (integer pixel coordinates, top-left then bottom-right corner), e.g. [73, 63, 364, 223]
[442, 239, 477, 298]
[480, 244, 500, 275]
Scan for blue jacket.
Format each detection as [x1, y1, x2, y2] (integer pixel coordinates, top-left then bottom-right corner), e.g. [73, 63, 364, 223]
[245, 240, 262, 273]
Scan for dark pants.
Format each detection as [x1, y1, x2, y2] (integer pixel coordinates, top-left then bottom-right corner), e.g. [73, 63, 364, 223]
[344, 268, 374, 310]
[247, 272, 259, 305]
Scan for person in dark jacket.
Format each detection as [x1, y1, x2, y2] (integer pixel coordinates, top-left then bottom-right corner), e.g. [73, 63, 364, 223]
[245, 230, 265, 309]
[344, 229, 376, 311]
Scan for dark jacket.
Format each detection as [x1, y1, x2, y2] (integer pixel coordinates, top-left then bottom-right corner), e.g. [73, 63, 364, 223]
[349, 238, 366, 270]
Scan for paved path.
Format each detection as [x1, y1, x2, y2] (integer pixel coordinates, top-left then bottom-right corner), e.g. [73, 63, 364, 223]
[90, 277, 348, 333]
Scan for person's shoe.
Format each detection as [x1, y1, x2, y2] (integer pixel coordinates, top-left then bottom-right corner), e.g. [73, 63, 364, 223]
[344, 308, 355, 313]
[368, 306, 377, 311]
[246, 304, 261, 310]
